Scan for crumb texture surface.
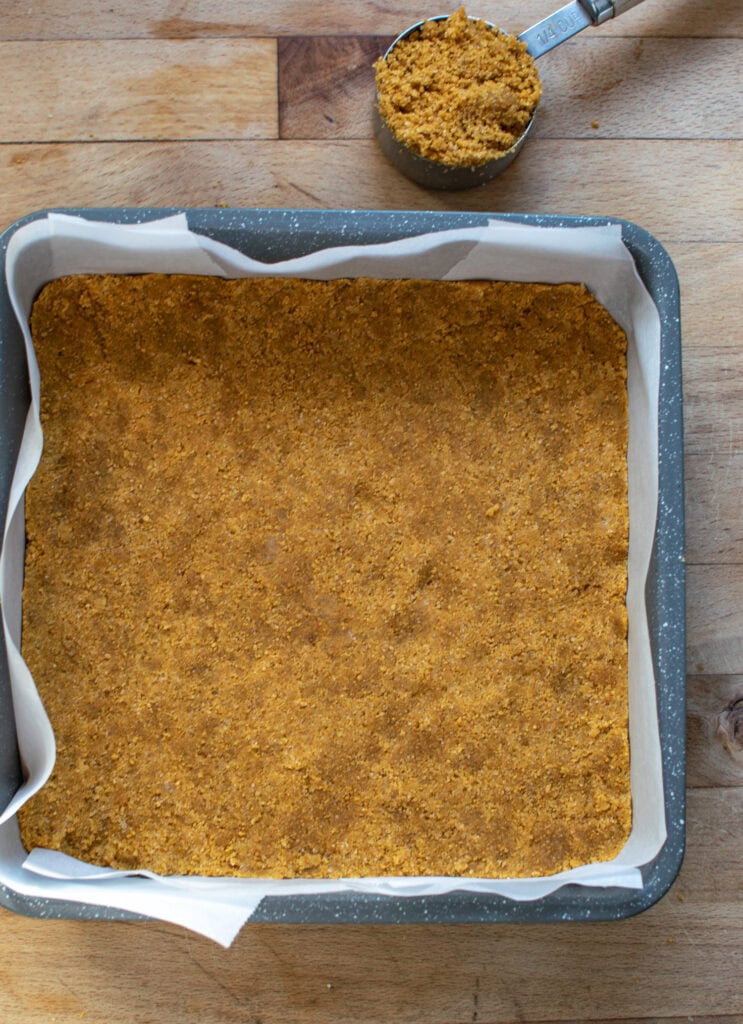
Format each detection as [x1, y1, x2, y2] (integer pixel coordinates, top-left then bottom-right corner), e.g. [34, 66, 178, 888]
[375, 7, 542, 167]
[20, 274, 630, 878]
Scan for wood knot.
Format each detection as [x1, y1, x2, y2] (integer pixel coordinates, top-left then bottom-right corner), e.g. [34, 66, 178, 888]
[716, 697, 743, 758]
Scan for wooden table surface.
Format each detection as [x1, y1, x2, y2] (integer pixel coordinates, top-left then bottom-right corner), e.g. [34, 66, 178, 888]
[1, 2, 742, 1022]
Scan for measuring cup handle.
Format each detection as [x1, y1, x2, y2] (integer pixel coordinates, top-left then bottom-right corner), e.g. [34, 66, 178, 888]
[579, 0, 646, 23]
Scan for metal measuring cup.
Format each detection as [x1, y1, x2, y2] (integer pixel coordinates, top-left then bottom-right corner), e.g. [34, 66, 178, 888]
[373, 0, 647, 190]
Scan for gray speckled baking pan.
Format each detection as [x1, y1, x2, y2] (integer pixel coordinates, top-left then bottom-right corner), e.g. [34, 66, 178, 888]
[0, 208, 685, 926]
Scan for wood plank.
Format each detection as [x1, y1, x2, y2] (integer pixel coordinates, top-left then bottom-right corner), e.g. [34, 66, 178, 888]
[685, 452, 743, 564]
[278, 35, 392, 140]
[529, 1021, 743, 1024]
[0, 39, 277, 142]
[677, 245, 743, 464]
[0, 1, 738, 1020]
[668, 242, 742, 351]
[0, 140, 740, 243]
[1, 0, 741, 41]
[683, 345, 743, 455]
[534, 38, 742, 139]
[687, 566, 743, 675]
[687, 675, 743, 786]
[0, 787, 740, 1023]
[277, 36, 742, 141]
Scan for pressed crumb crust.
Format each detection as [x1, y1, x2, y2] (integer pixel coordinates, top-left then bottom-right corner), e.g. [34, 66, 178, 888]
[375, 7, 542, 167]
[20, 274, 630, 878]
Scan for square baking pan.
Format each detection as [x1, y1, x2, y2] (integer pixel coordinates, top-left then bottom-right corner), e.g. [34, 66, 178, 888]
[0, 207, 685, 926]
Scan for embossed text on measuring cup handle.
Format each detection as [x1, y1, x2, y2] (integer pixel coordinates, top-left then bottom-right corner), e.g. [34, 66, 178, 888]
[520, 0, 648, 57]
[519, 1, 592, 58]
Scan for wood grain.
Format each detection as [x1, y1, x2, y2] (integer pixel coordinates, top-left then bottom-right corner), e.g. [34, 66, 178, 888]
[688, 566, 743, 674]
[0, 1, 741, 1019]
[685, 453, 743, 564]
[278, 35, 392, 139]
[0, 39, 278, 141]
[1, 140, 740, 242]
[684, 345, 743, 455]
[0, 789, 740, 1024]
[687, 675, 743, 786]
[16, 34, 736, 149]
[277, 36, 742, 140]
[534, 37, 742, 139]
[669, 242, 743, 347]
[2, 0, 742, 40]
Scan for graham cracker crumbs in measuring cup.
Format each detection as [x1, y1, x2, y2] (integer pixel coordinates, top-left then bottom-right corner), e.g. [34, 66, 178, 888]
[375, 7, 541, 167]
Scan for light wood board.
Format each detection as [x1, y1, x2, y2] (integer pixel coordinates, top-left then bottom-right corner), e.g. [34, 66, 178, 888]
[0, 3, 741, 1021]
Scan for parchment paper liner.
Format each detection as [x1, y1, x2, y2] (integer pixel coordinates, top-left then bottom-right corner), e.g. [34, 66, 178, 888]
[0, 213, 665, 945]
